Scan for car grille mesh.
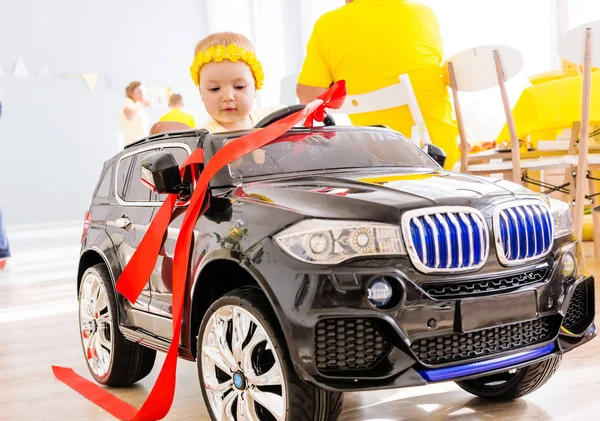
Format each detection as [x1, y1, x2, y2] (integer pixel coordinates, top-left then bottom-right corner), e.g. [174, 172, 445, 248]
[404, 209, 488, 272]
[410, 317, 556, 365]
[422, 266, 549, 299]
[314, 318, 391, 372]
[496, 203, 553, 264]
[563, 280, 591, 331]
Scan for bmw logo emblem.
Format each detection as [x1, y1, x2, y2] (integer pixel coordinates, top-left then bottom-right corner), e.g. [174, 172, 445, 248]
[367, 277, 393, 308]
[233, 372, 246, 390]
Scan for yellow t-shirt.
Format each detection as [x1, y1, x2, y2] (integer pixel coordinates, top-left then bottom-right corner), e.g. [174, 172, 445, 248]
[159, 108, 196, 129]
[298, 0, 459, 170]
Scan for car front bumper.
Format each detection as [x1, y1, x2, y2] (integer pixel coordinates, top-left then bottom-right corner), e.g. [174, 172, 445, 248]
[244, 236, 596, 392]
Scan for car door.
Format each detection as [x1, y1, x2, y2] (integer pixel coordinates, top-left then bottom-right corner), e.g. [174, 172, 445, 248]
[106, 146, 158, 312]
[147, 145, 194, 319]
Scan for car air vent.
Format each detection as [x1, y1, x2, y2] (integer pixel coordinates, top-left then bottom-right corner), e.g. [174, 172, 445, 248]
[402, 207, 489, 274]
[411, 316, 557, 366]
[314, 318, 391, 373]
[563, 279, 594, 334]
[493, 200, 554, 265]
[422, 266, 549, 299]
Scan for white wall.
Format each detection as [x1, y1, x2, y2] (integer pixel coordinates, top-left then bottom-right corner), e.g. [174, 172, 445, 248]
[0, 0, 207, 225]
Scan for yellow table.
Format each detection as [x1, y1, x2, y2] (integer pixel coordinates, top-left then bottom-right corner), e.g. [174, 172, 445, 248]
[496, 73, 600, 143]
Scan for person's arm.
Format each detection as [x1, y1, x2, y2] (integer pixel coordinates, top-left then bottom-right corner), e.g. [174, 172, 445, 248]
[296, 84, 328, 104]
[123, 101, 143, 121]
[296, 19, 332, 104]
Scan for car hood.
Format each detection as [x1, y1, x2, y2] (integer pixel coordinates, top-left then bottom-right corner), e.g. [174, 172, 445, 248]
[232, 169, 541, 223]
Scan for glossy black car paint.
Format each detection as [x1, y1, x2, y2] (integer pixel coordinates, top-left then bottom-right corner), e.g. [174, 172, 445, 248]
[79, 126, 596, 392]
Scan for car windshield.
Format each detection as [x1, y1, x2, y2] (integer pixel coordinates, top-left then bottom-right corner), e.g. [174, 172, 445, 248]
[226, 129, 437, 178]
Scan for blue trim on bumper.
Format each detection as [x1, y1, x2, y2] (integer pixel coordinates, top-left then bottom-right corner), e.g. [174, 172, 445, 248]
[418, 343, 555, 382]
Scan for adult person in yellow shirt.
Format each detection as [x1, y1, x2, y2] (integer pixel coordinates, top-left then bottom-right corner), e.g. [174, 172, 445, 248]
[159, 93, 196, 128]
[296, 0, 459, 170]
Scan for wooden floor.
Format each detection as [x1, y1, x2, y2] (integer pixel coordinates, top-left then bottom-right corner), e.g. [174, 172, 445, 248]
[1, 224, 598, 421]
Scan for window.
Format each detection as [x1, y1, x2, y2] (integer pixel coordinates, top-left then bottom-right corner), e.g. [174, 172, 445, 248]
[125, 152, 154, 202]
[116, 155, 134, 199]
[226, 129, 437, 179]
[94, 164, 113, 199]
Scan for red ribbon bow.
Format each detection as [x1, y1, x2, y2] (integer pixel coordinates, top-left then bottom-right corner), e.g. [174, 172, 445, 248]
[303, 80, 346, 127]
[52, 81, 347, 420]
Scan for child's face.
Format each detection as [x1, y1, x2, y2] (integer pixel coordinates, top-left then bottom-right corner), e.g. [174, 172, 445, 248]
[132, 85, 146, 103]
[199, 60, 256, 128]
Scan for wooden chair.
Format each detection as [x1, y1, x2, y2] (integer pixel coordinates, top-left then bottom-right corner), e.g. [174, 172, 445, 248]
[447, 45, 571, 185]
[558, 20, 600, 249]
[326, 74, 432, 146]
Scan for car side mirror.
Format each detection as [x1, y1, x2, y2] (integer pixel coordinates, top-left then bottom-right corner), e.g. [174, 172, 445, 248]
[422, 144, 447, 168]
[140, 151, 182, 194]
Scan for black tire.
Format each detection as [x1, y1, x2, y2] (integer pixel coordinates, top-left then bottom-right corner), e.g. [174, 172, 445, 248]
[456, 355, 561, 401]
[197, 286, 343, 421]
[78, 263, 156, 387]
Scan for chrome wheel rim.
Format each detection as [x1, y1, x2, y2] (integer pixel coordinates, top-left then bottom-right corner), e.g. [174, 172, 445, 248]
[79, 272, 113, 378]
[201, 305, 286, 421]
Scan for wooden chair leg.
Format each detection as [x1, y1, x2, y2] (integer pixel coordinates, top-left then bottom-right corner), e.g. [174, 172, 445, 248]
[448, 62, 469, 173]
[587, 171, 600, 257]
[573, 28, 593, 243]
[569, 169, 577, 209]
[563, 122, 580, 203]
[494, 50, 522, 185]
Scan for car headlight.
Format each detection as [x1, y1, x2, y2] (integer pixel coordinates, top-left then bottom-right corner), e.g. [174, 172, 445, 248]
[274, 219, 405, 264]
[549, 198, 573, 237]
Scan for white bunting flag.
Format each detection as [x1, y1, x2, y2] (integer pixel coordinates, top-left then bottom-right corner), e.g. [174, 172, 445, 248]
[82, 73, 99, 92]
[13, 58, 30, 77]
[39, 65, 51, 76]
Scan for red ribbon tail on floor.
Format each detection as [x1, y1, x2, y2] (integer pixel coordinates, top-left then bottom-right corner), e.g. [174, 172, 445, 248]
[51, 366, 139, 420]
[51, 81, 347, 420]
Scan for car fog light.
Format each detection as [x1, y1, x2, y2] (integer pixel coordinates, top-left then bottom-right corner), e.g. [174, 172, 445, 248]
[562, 252, 576, 279]
[367, 277, 393, 308]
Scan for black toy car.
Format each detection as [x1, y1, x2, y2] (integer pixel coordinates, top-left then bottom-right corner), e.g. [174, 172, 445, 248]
[78, 110, 595, 421]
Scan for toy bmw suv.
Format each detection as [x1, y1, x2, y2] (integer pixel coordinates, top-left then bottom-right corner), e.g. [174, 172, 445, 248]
[77, 109, 595, 421]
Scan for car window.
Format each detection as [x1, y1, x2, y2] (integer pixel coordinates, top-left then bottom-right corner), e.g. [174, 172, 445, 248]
[117, 155, 134, 199]
[94, 163, 113, 199]
[125, 152, 154, 202]
[155, 146, 190, 201]
[225, 129, 437, 179]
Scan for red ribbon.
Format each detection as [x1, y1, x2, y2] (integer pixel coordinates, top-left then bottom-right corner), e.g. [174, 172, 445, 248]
[52, 81, 347, 420]
[303, 81, 346, 127]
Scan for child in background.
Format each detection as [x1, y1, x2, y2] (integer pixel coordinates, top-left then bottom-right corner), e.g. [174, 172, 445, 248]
[159, 93, 196, 128]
